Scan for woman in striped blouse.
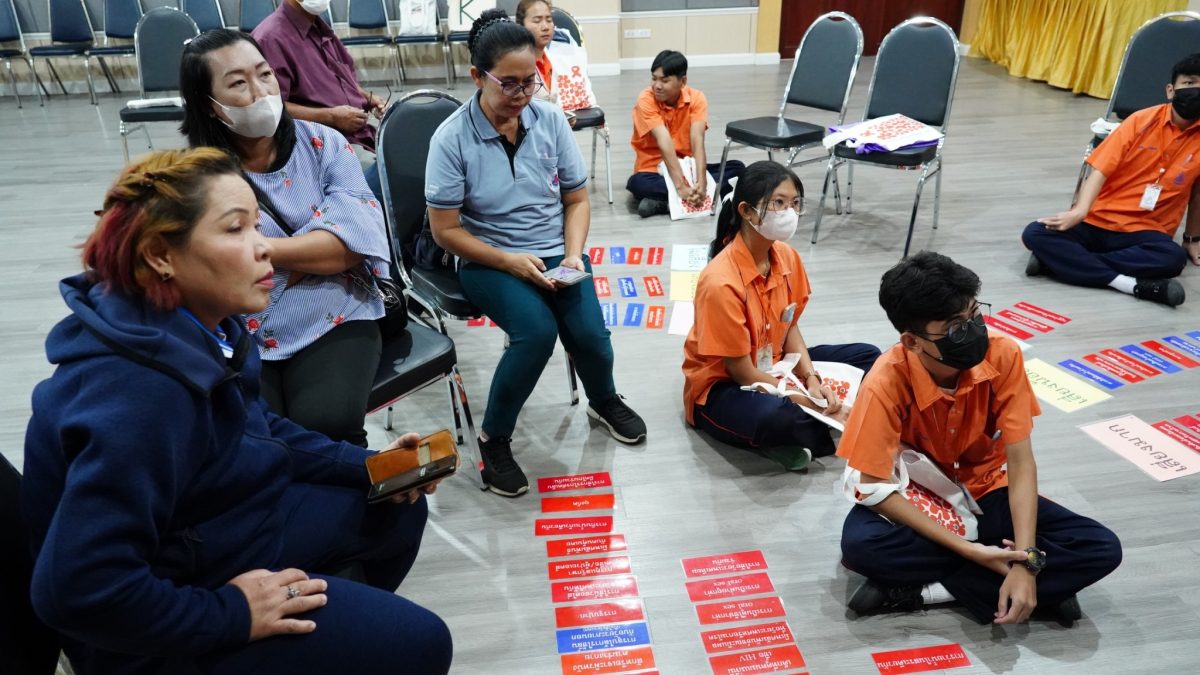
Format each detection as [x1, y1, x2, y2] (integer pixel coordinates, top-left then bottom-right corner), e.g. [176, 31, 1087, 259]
[180, 29, 390, 446]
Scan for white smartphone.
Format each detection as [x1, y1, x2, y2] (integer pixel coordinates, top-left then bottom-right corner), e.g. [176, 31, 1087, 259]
[544, 266, 591, 285]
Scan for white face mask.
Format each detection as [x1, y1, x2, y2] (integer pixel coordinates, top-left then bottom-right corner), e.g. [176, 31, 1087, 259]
[751, 206, 799, 241]
[211, 94, 283, 139]
[299, 0, 331, 15]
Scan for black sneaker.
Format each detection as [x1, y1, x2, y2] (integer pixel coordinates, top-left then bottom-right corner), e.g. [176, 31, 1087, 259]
[1033, 595, 1082, 624]
[479, 436, 528, 497]
[587, 394, 647, 444]
[637, 198, 669, 218]
[847, 579, 924, 614]
[761, 446, 812, 471]
[1025, 253, 1044, 277]
[1133, 278, 1185, 307]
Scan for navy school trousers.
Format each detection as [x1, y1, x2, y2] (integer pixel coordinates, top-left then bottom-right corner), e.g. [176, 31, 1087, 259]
[1021, 220, 1187, 287]
[626, 160, 746, 202]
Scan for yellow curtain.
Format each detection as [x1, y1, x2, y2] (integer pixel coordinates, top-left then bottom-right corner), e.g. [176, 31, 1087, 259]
[969, 0, 1187, 99]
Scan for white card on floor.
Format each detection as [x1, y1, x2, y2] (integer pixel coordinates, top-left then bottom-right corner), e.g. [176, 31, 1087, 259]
[667, 301, 695, 336]
[1140, 183, 1161, 210]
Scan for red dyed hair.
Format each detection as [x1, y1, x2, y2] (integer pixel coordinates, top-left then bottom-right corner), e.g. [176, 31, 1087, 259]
[82, 148, 244, 309]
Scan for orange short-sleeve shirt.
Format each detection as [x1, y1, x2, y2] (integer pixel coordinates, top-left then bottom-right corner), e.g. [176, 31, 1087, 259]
[835, 336, 1041, 500]
[1086, 103, 1200, 235]
[682, 236, 811, 425]
[631, 86, 709, 174]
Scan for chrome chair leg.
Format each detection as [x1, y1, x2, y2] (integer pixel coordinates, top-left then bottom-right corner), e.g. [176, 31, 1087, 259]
[904, 165, 933, 259]
[811, 154, 837, 244]
[46, 60, 67, 95]
[97, 56, 120, 93]
[846, 162, 855, 214]
[566, 354, 579, 406]
[27, 57, 47, 105]
[602, 126, 612, 204]
[448, 377, 464, 444]
[4, 59, 18, 108]
[451, 367, 484, 489]
[589, 124, 597, 179]
[714, 137, 732, 214]
[932, 158, 943, 230]
[81, 58, 97, 105]
[120, 120, 130, 162]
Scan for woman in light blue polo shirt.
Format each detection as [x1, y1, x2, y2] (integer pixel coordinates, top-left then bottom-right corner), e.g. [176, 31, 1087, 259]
[426, 9, 646, 498]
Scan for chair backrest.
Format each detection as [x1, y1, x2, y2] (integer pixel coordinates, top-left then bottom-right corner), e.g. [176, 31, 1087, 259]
[103, 0, 143, 39]
[0, 454, 62, 675]
[239, 0, 276, 32]
[135, 7, 199, 97]
[551, 7, 582, 46]
[48, 0, 95, 43]
[782, 11, 862, 119]
[863, 17, 960, 130]
[1107, 11, 1200, 120]
[0, 0, 26, 46]
[348, 0, 388, 31]
[181, 0, 224, 32]
[377, 89, 462, 275]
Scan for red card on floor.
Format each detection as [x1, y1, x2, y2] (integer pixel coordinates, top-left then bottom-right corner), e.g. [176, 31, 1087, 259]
[1013, 301, 1071, 324]
[682, 550, 767, 578]
[1142, 340, 1200, 368]
[536, 516, 614, 536]
[549, 555, 632, 580]
[466, 317, 486, 326]
[708, 645, 804, 675]
[594, 277, 611, 297]
[647, 247, 664, 265]
[983, 315, 1034, 340]
[555, 599, 645, 629]
[643, 276, 664, 296]
[1083, 353, 1145, 383]
[685, 572, 774, 602]
[872, 644, 970, 674]
[1154, 421, 1200, 453]
[997, 309, 1053, 333]
[1100, 348, 1160, 377]
[646, 305, 666, 329]
[1174, 415, 1200, 436]
[700, 620, 794, 654]
[588, 247, 605, 265]
[539, 472, 613, 493]
[695, 596, 786, 625]
[560, 646, 655, 675]
[542, 494, 616, 513]
[551, 574, 640, 603]
[547, 535, 628, 558]
[628, 247, 644, 265]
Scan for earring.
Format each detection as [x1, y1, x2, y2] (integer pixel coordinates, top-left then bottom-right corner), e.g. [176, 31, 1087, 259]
[160, 271, 172, 281]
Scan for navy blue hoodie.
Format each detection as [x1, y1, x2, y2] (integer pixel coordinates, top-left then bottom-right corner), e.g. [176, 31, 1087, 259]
[22, 275, 374, 674]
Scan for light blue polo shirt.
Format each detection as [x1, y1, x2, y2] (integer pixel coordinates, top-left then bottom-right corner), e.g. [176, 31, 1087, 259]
[425, 94, 588, 257]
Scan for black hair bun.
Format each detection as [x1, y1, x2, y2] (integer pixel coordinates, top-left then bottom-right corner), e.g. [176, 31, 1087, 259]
[468, 8, 511, 55]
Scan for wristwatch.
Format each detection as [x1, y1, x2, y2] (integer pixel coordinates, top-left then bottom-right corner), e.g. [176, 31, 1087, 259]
[1022, 547, 1047, 575]
[1183, 233, 1200, 244]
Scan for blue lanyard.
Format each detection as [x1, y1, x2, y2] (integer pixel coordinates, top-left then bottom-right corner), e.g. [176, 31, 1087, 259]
[178, 308, 235, 358]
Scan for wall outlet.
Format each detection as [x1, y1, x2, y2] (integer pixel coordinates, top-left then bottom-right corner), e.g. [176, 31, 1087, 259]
[623, 28, 651, 39]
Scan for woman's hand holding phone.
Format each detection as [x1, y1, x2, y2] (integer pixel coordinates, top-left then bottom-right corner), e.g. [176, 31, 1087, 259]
[504, 252, 556, 290]
[375, 432, 451, 504]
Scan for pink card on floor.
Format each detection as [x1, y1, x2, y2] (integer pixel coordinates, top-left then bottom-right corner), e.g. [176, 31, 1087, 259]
[548, 556, 633, 581]
[695, 597, 786, 625]
[872, 644, 970, 674]
[685, 573, 774, 602]
[536, 516, 614, 536]
[708, 645, 804, 675]
[542, 494, 616, 513]
[538, 472, 614, 493]
[547, 535, 628, 558]
[700, 620, 794, 654]
[682, 550, 767, 578]
[551, 574, 640, 603]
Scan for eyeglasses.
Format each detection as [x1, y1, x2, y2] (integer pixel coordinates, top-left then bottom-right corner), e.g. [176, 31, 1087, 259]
[761, 197, 806, 215]
[917, 302, 991, 344]
[483, 70, 543, 98]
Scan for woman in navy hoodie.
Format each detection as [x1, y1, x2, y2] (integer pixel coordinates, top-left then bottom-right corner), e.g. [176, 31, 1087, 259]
[21, 148, 452, 674]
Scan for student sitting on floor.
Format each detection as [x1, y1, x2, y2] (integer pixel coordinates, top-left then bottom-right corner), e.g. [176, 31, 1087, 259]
[838, 251, 1122, 625]
[682, 161, 879, 470]
[1021, 52, 1200, 308]
[627, 49, 745, 218]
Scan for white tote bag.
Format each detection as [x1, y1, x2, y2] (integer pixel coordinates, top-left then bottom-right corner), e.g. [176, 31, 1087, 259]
[841, 445, 983, 541]
[545, 41, 597, 111]
[657, 156, 716, 221]
[398, 0, 438, 36]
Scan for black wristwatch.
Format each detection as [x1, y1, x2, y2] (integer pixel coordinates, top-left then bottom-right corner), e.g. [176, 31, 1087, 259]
[1183, 233, 1200, 244]
[1022, 547, 1047, 575]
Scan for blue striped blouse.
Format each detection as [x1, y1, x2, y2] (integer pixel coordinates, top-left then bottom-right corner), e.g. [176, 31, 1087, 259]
[244, 120, 391, 361]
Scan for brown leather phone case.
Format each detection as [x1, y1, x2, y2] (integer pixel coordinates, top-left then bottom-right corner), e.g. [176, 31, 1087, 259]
[365, 429, 458, 502]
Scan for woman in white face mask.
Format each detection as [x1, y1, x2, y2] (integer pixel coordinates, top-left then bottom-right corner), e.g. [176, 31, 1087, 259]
[682, 161, 881, 471]
[181, 29, 393, 449]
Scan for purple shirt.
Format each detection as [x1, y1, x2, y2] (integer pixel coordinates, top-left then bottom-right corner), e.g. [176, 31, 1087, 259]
[252, 3, 376, 150]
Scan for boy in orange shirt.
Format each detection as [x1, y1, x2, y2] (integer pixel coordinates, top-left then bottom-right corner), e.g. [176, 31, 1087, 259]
[1022, 53, 1200, 307]
[838, 252, 1121, 625]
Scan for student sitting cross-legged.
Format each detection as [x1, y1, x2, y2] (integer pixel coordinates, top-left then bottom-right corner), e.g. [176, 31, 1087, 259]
[682, 161, 880, 470]
[838, 251, 1122, 625]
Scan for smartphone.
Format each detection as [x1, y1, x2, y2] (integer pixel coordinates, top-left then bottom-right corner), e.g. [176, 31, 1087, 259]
[544, 266, 591, 285]
[365, 429, 458, 503]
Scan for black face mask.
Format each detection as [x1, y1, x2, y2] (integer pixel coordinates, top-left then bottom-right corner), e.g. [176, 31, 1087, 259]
[1172, 86, 1200, 121]
[927, 314, 990, 371]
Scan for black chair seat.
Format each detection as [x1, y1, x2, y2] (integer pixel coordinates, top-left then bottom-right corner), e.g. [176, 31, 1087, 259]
[725, 116, 825, 149]
[833, 141, 938, 167]
[394, 34, 440, 45]
[341, 35, 392, 47]
[368, 322, 457, 412]
[447, 31, 469, 42]
[0, 48, 23, 58]
[411, 267, 480, 319]
[87, 45, 135, 56]
[29, 43, 91, 57]
[572, 106, 604, 130]
[120, 105, 185, 123]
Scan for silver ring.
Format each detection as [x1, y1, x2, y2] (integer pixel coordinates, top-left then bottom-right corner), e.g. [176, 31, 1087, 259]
[286, 585, 300, 600]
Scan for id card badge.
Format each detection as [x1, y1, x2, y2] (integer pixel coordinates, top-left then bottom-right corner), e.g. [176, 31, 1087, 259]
[756, 345, 774, 371]
[781, 303, 797, 325]
[1140, 183, 1162, 211]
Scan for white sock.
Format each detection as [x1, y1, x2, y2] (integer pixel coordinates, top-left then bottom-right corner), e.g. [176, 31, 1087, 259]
[1108, 274, 1136, 295]
[921, 582, 955, 605]
[479, 431, 490, 442]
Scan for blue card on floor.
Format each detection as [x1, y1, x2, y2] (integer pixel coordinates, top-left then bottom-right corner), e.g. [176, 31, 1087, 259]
[602, 303, 618, 326]
[1058, 359, 1123, 390]
[1120, 345, 1181, 374]
[609, 247, 626, 264]
[618, 277, 637, 298]
[623, 303, 644, 327]
[556, 622, 650, 654]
